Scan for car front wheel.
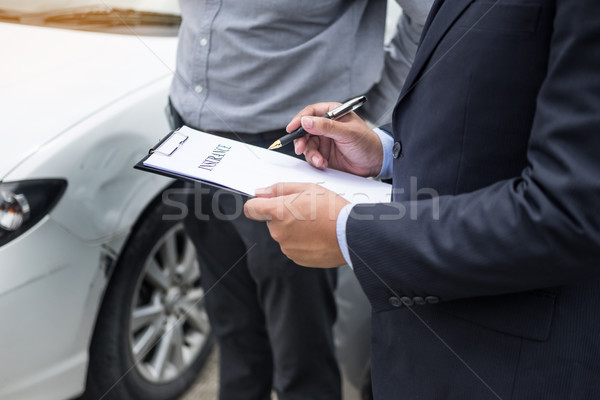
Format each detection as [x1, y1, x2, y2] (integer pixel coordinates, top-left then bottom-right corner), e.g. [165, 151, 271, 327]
[82, 199, 213, 400]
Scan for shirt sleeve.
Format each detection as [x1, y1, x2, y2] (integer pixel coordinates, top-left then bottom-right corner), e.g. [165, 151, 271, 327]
[336, 203, 355, 268]
[374, 127, 394, 179]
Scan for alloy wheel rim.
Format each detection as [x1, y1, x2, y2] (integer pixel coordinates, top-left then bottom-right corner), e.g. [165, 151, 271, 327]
[128, 223, 210, 384]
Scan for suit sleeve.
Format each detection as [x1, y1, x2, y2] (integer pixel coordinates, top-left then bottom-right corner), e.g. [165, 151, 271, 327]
[348, 0, 600, 312]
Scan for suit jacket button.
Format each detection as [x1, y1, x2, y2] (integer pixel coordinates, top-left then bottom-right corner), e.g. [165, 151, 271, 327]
[425, 296, 440, 304]
[413, 296, 426, 305]
[388, 296, 403, 307]
[400, 296, 414, 306]
[392, 141, 403, 159]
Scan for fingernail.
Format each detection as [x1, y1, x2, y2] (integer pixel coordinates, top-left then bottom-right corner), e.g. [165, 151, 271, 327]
[255, 187, 270, 195]
[312, 156, 320, 166]
[302, 116, 313, 129]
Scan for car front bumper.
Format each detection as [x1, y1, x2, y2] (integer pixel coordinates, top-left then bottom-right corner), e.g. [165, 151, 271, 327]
[0, 217, 112, 400]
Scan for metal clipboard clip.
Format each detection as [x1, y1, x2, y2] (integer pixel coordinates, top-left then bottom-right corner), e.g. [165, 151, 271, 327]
[149, 130, 189, 156]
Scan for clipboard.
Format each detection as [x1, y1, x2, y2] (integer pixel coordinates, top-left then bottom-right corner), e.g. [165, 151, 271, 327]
[134, 128, 251, 197]
[135, 126, 392, 204]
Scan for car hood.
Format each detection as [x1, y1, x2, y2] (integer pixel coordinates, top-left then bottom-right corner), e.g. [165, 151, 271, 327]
[0, 22, 177, 179]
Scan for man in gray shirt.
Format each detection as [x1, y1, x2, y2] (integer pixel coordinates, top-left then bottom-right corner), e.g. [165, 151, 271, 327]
[169, 1, 432, 398]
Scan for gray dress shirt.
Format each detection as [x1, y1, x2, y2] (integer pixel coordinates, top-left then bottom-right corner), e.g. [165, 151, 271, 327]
[170, 0, 432, 133]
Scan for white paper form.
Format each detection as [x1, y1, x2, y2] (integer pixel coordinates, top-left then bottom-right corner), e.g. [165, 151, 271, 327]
[143, 126, 392, 203]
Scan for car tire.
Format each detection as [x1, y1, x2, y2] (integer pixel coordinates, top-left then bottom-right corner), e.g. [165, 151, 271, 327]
[81, 196, 214, 400]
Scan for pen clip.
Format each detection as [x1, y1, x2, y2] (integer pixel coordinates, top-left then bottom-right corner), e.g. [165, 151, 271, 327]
[326, 96, 367, 119]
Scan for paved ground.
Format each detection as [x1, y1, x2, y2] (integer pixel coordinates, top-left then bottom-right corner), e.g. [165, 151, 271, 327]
[179, 347, 361, 400]
[179, 348, 220, 400]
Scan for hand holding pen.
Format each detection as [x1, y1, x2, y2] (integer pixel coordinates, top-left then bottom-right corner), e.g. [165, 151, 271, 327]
[281, 97, 385, 177]
[268, 96, 367, 150]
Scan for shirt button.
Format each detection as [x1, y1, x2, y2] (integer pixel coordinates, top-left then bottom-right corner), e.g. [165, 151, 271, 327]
[200, 38, 208, 46]
[388, 296, 403, 308]
[392, 141, 402, 159]
[425, 296, 440, 304]
[194, 85, 203, 94]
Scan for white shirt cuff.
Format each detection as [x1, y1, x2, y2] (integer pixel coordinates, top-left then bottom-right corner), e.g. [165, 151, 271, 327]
[373, 127, 394, 179]
[336, 203, 355, 268]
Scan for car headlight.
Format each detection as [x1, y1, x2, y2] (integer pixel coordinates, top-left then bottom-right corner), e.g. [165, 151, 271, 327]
[0, 180, 67, 247]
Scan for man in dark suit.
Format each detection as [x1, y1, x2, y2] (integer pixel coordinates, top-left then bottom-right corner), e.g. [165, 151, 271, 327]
[244, 0, 600, 398]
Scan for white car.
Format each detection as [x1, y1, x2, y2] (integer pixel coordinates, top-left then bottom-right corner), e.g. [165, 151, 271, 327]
[0, 2, 213, 400]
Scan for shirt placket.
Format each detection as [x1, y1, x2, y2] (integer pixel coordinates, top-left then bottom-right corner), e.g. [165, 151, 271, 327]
[190, 0, 221, 128]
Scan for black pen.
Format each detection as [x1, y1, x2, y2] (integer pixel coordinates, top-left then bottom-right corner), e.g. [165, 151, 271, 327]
[268, 96, 367, 150]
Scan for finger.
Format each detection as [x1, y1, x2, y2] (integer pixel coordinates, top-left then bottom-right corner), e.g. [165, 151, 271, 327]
[293, 133, 323, 155]
[286, 102, 341, 133]
[254, 182, 315, 198]
[303, 136, 328, 170]
[294, 136, 309, 155]
[243, 198, 275, 221]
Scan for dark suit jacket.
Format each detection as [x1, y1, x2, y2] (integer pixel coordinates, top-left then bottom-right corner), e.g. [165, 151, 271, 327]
[347, 0, 600, 398]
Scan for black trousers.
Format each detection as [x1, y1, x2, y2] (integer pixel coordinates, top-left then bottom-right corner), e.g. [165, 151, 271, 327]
[170, 104, 341, 400]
